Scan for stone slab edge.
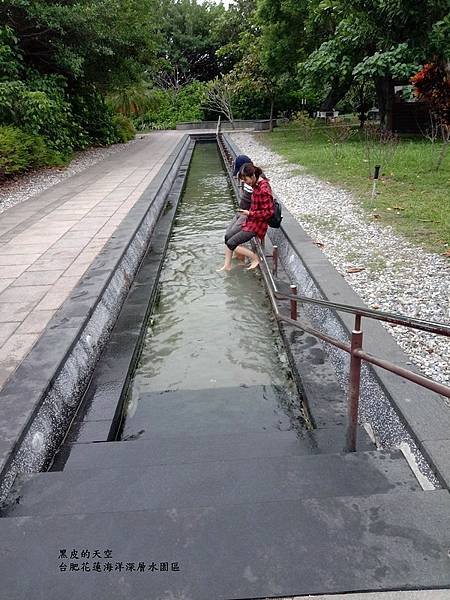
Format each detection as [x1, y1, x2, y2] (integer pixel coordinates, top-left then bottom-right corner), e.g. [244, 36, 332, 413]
[283, 591, 450, 600]
[0, 134, 193, 501]
[223, 132, 450, 489]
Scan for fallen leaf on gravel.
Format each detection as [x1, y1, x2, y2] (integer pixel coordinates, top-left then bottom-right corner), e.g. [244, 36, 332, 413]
[313, 241, 325, 248]
[346, 266, 366, 273]
[371, 304, 381, 309]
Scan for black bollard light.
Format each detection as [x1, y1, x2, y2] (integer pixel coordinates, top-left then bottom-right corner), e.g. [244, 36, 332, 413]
[371, 164, 381, 198]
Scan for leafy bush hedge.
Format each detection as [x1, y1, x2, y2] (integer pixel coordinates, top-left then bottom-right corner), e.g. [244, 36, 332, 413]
[135, 81, 206, 130]
[0, 75, 134, 173]
[70, 87, 122, 148]
[0, 76, 79, 157]
[0, 125, 61, 175]
[113, 114, 136, 142]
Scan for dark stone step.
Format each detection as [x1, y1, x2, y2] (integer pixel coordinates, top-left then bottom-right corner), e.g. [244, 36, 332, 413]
[0, 490, 449, 599]
[61, 427, 373, 471]
[119, 385, 308, 441]
[1, 451, 419, 518]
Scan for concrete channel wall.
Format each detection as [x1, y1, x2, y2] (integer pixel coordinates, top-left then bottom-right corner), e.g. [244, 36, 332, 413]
[221, 132, 450, 490]
[177, 119, 272, 131]
[0, 135, 192, 501]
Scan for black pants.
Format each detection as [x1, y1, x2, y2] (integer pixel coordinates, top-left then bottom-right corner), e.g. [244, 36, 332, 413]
[225, 217, 256, 250]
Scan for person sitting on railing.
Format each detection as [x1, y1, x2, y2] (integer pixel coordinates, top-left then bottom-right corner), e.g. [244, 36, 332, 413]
[223, 155, 254, 257]
[217, 163, 274, 272]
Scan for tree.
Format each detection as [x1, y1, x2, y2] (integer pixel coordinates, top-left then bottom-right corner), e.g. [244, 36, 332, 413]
[213, 0, 301, 127]
[0, 0, 161, 88]
[299, 0, 449, 128]
[254, 0, 450, 129]
[212, 0, 257, 75]
[255, 0, 309, 126]
[204, 76, 235, 124]
[154, 0, 227, 87]
[0, 1, 162, 152]
[412, 62, 450, 169]
[226, 40, 279, 130]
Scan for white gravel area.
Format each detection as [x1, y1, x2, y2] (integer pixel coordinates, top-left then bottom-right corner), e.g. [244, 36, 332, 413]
[232, 132, 450, 387]
[0, 139, 138, 215]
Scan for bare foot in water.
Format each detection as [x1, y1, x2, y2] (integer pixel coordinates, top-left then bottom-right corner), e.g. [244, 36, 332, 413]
[246, 259, 259, 271]
[217, 264, 232, 272]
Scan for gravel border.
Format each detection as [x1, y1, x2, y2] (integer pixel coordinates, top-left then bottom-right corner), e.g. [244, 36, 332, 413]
[0, 139, 138, 215]
[232, 132, 450, 388]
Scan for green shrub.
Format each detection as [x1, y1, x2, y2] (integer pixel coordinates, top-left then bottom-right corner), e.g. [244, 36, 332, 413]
[0, 76, 122, 153]
[0, 26, 23, 80]
[0, 125, 60, 175]
[135, 81, 207, 130]
[229, 88, 271, 120]
[19, 89, 76, 156]
[113, 114, 135, 142]
[0, 81, 26, 123]
[0, 76, 77, 156]
[70, 89, 120, 147]
[106, 85, 152, 118]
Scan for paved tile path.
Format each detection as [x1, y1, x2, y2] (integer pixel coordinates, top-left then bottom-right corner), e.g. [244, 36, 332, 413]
[0, 131, 185, 391]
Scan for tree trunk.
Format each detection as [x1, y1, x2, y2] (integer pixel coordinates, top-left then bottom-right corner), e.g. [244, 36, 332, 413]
[375, 75, 394, 130]
[319, 78, 352, 111]
[228, 103, 235, 129]
[269, 96, 274, 132]
[436, 125, 449, 171]
[357, 83, 368, 128]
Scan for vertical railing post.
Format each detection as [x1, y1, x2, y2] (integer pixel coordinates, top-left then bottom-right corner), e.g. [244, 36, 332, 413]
[272, 245, 278, 277]
[346, 316, 363, 452]
[290, 284, 297, 320]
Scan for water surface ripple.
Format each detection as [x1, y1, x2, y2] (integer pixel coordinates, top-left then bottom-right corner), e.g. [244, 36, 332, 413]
[128, 144, 301, 409]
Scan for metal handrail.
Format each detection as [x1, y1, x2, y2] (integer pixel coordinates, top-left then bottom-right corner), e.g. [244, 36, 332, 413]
[257, 244, 450, 451]
[265, 245, 448, 335]
[274, 291, 450, 337]
[258, 239, 450, 448]
[216, 132, 450, 452]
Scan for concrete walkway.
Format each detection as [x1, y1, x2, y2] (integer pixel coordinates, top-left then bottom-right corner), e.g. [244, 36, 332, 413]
[0, 131, 185, 391]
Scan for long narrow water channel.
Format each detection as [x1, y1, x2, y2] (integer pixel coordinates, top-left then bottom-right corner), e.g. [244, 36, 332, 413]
[122, 143, 305, 434]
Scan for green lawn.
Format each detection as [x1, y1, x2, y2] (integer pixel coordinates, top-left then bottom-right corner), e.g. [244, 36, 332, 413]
[259, 126, 450, 255]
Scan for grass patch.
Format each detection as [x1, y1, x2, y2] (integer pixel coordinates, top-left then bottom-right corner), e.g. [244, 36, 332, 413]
[259, 126, 450, 254]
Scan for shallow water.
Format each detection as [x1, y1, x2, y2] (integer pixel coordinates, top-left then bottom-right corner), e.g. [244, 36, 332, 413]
[126, 144, 301, 410]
